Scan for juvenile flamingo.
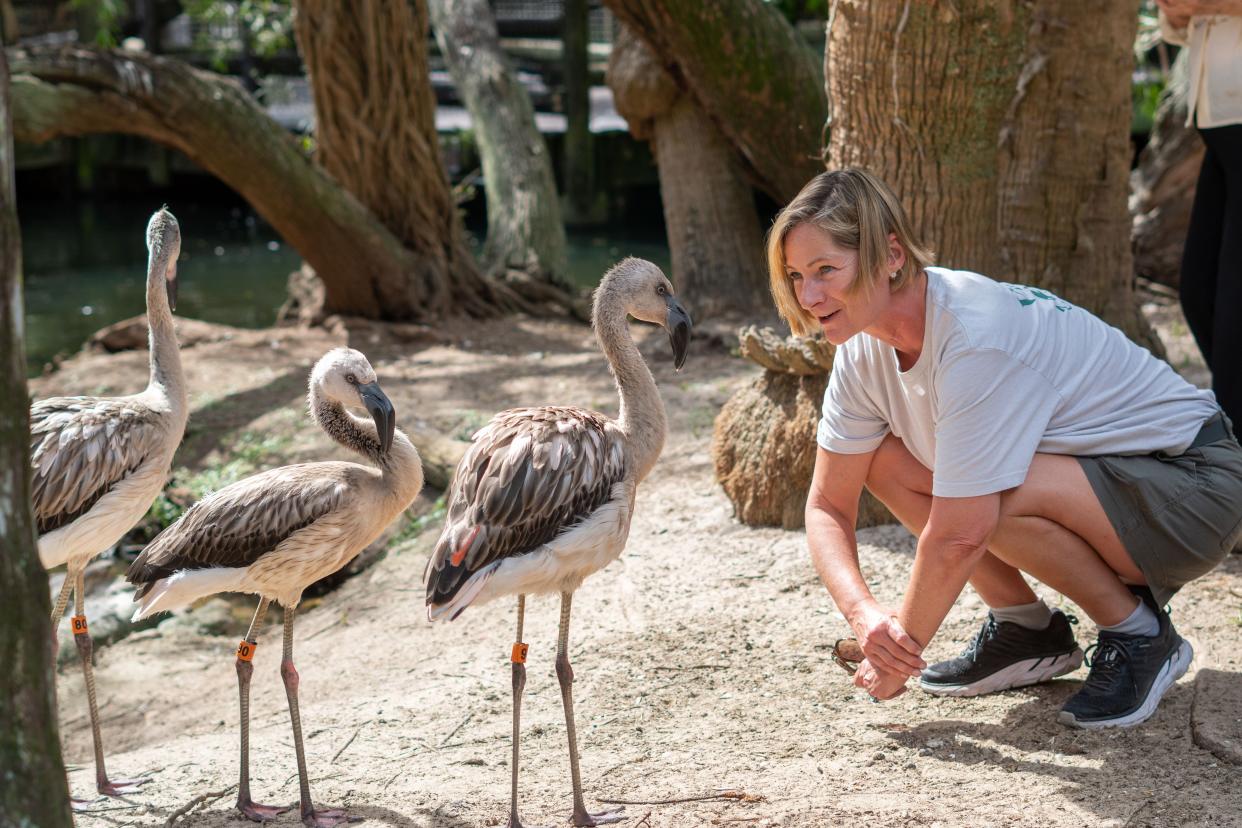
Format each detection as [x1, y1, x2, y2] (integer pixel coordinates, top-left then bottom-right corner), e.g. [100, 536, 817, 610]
[32, 207, 187, 801]
[127, 348, 423, 827]
[424, 258, 692, 827]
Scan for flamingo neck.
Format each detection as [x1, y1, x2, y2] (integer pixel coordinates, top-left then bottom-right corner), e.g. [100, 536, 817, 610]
[145, 260, 185, 411]
[594, 291, 666, 482]
[311, 392, 424, 501]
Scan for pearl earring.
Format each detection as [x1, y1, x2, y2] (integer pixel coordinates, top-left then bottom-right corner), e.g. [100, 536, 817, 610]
[889, 271, 898, 280]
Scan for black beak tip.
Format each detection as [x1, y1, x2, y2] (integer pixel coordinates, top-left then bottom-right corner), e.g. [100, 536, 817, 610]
[669, 315, 691, 372]
[360, 383, 396, 455]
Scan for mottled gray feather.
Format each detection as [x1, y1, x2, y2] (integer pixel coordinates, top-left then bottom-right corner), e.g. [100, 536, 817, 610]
[30, 396, 165, 535]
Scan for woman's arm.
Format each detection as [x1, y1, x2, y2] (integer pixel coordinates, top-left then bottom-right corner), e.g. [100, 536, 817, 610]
[806, 447, 925, 677]
[858, 492, 1001, 701]
[898, 493, 1001, 648]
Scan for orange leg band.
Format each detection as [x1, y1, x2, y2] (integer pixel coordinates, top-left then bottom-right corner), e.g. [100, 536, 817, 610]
[236, 639, 257, 662]
[71, 615, 88, 635]
[511, 642, 528, 664]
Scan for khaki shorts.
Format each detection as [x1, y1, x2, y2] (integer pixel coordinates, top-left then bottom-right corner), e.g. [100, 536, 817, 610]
[1077, 414, 1242, 607]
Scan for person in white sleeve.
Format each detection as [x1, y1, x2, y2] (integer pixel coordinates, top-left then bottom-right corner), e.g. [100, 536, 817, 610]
[769, 168, 1242, 728]
[1157, 1, 1242, 424]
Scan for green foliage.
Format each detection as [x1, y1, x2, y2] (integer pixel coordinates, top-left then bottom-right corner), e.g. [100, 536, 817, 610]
[451, 409, 492, 442]
[71, 0, 125, 48]
[1132, 75, 1165, 135]
[184, 1, 294, 73]
[392, 494, 449, 547]
[1132, 1, 1169, 136]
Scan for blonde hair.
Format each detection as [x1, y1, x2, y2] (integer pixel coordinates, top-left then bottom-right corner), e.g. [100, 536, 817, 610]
[766, 168, 934, 337]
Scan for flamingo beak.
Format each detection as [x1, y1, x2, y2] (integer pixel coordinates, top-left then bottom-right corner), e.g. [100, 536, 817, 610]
[665, 296, 692, 371]
[358, 382, 395, 454]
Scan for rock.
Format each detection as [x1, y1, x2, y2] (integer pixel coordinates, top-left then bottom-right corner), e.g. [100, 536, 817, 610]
[87, 314, 248, 353]
[1191, 668, 1242, 765]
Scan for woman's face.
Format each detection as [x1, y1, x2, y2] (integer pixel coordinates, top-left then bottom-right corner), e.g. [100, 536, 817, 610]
[784, 222, 894, 345]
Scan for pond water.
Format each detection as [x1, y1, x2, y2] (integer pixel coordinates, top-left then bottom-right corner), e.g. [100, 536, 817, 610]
[20, 199, 670, 376]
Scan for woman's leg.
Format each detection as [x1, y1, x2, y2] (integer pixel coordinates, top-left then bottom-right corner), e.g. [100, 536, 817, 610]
[865, 434, 1139, 627]
[865, 434, 1038, 610]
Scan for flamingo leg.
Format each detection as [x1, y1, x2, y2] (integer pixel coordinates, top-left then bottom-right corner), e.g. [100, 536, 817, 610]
[49, 569, 74, 663]
[555, 592, 624, 827]
[280, 605, 361, 827]
[235, 597, 289, 823]
[507, 595, 546, 828]
[50, 570, 74, 624]
[72, 569, 147, 799]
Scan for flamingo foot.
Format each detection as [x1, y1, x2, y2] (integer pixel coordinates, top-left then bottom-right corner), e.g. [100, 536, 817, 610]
[237, 798, 292, 823]
[506, 813, 552, 828]
[70, 797, 100, 812]
[98, 775, 148, 797]
[302, 806, 363, 827]
[572, 805, 626, 826]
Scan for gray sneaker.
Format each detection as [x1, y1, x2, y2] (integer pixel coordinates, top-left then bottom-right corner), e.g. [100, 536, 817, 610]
[920, 609, 1083, 697]
[1059, 594, 1192, 729]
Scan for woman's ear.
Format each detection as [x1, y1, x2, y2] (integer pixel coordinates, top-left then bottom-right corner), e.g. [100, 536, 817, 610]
[887, 233, 907, 275]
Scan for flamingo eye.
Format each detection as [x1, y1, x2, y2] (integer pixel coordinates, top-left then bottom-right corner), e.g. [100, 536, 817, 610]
[345, 374, 358, 385]
[656, 284, 667, 296]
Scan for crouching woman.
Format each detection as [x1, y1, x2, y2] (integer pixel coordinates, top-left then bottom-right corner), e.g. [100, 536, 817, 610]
[772, 168, 1242, 728]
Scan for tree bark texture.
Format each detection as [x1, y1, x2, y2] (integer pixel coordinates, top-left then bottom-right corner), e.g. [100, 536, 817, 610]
[10, 46, 514, 321]
[0, 47, 74, 828]
[825, 0, 1029, 276]
[428, 0, 569, 287]
[713, 370, 892, 531]
[608, 27, 769, 321]
[1131, 77, 1204, 289]
[603, 0, 825, 203]
[293, 0, 515, 320]
[561, 0, 595, 222]
[996, 0, 1147, 339]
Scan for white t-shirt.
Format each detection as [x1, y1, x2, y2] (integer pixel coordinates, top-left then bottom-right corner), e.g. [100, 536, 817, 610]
[816, 267, 1219, 498]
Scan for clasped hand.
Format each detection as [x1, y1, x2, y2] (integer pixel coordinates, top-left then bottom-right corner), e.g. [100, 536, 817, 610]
[849, 602, 926, 701]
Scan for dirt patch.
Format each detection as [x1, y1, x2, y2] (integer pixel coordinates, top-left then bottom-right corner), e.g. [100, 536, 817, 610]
[38, 303, 1242, 828]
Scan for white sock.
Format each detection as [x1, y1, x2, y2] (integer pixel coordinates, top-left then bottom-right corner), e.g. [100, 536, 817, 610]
[1100, 599, 1160, 638]
[991, 599, 1054, 630]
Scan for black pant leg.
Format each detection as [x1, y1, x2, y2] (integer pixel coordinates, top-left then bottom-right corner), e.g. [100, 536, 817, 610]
[1179, 133, 1227, 368]
[1202, 125, 1242, 423]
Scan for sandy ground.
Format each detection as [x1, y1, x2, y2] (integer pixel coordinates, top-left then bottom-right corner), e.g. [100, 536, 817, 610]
[33, 293, 1242, 828]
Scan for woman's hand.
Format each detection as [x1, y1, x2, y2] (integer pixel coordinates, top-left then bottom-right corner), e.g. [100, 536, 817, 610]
[849, 601, 926, 678]
[854, 659, 910, 700]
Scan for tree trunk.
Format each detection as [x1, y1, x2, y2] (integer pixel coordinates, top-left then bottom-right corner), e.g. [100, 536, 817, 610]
[0, 47, 73, 828]
[561, 0, 597, 224]
[292, 1, 510, 321]
[608, 27, 769, 321]
[427, 0, 570, 293]
[996, 0, 1151, 344]
[1130, 59, 1203, 289]
[603, 0, 825, 203]
[10, 45, 519, 320]
[825, 0, 1029, 275]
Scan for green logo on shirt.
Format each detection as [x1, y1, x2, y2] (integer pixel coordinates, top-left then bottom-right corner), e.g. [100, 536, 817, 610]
[1004, 284, 1074, 312]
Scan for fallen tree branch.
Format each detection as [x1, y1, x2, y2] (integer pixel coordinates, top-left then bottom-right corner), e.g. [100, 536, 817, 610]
[598, 789, 766, 806]
[164, 784, 236, 826]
